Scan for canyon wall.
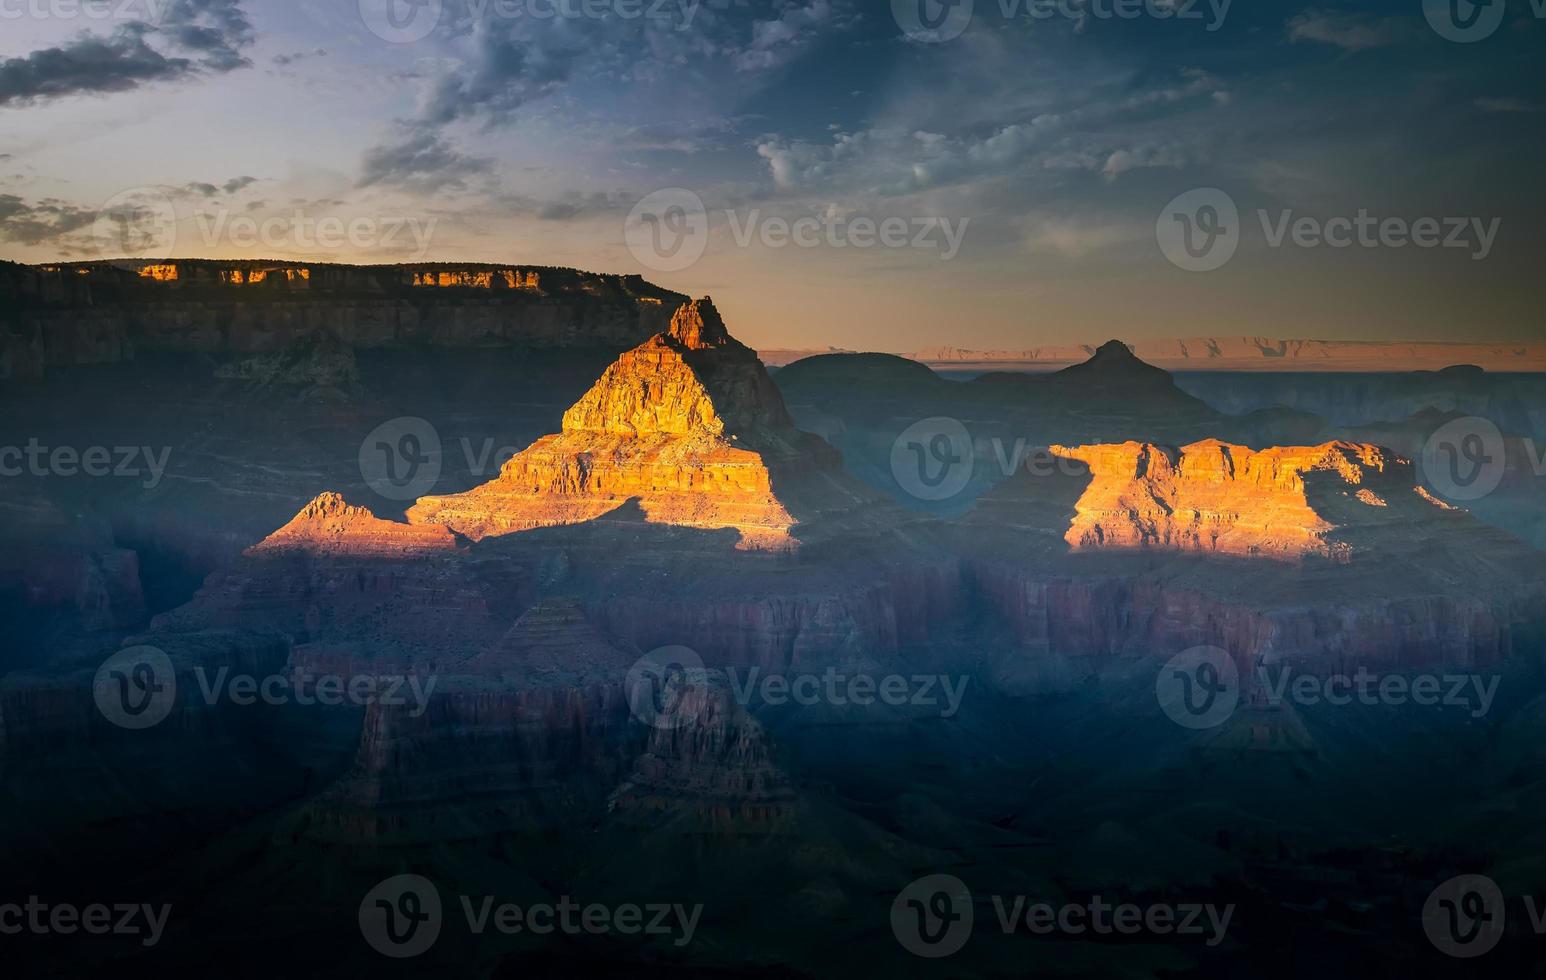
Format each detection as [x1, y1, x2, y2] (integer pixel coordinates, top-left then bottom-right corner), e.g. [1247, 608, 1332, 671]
[0, 260, 684, 379]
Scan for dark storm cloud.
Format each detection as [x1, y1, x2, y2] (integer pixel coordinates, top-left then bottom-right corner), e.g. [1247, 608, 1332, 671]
[0, 0, 254, 107]
[272, 49, 328, 67]
[358, 131, 493, 194]
[173, 175, 256, 197]
[0, 194, 99, 246]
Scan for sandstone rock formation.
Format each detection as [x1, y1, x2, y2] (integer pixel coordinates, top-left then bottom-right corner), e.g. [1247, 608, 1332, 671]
[1048, 439, 1423, 563]
[962, 437, 1546, 668]
[408, 298, 880, 551]
[252, 492, 461, 558]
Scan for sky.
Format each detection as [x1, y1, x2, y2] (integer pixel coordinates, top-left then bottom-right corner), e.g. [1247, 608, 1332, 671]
[0, 0, 1542, 351]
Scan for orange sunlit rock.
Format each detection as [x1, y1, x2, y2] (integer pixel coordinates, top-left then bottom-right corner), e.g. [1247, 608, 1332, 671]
[406, 297, 852, 551]
[1043, 439, 1436, 562]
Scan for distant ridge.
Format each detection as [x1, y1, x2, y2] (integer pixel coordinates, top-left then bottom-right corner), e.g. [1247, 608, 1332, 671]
[765, 338, 1546, 372]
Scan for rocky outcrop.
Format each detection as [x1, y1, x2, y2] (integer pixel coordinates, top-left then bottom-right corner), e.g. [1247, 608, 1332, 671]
[609, 676, 799, 835]
[1048, 440, 1421, 562]
[0, 260, 683, 379]
[408, 298, 883, 551]
[252, 492, 461, 558]
[961, 437, 1546, 669]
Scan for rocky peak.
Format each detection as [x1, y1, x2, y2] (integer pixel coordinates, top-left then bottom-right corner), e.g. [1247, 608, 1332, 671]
[405, 300, 879, 550]
[667, 297, 735, 350]
[253, 492, 460, 556]
[1090, 339, 1139, 364]
[559, 296, 792, 440]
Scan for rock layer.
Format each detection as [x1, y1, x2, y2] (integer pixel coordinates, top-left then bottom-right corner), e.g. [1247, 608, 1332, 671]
[1049, 439, 1422, 562]
[0, 259, 682, 379]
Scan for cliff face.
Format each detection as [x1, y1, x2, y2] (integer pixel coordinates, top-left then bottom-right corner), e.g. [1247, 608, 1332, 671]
[298, 600, 797, 844]
[0, 260, 683, 379]
[1049, 440, 1418, 563]
[408, 298, 870, 551]
[962, 436, 1546, 668]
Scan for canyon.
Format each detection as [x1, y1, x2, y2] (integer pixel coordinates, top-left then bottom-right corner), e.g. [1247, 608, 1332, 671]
[3, 266, 1544, 978]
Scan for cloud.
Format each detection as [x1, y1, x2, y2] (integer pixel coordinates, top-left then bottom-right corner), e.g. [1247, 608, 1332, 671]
[734, 0, 847, 73]
[0, 193, 99, 246]
[0, 0, 254, 107]
[358, 130, 493, 193]
[1100, 144, 1188, 180]
[273, 49, 328, 67]
[1286, 11, 1405, 52]
[175, 176, 256, 197]
[753, 69, 1225, 197]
